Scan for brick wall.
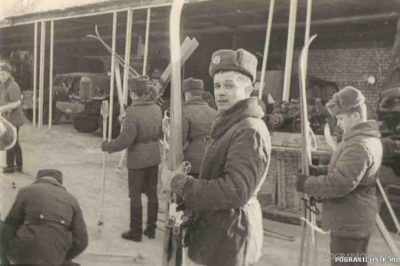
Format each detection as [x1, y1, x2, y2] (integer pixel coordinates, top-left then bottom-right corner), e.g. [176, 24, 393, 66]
[298, 46, 397, 118]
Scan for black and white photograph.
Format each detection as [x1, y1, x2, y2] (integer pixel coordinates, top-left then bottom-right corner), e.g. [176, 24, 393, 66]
[1, 0, 400, 265]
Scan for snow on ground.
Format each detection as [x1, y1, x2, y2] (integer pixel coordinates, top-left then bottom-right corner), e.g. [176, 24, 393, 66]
[1, 123, 399, 265]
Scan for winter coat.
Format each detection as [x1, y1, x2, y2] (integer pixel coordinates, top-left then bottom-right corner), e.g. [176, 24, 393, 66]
[4, 178, 88, 265]
[0, 76, 26, 127]
[105, 99, 162, 169]
[305, 120, 383, 238]
[172, 97, 271, 266]
[182, 97, 217, 174]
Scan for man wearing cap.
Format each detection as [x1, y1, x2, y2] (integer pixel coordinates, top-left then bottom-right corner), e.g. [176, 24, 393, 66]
[0, 62, 26, 173]
[294, 86, 383, 266]
[162, 49, 271, 266]
[182, 77, 217, 179]
[102, 76, 162, 242]
[0, 169, 88, 266]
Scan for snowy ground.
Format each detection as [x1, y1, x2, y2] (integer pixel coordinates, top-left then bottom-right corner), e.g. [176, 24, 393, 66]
[1, 123, 400, 266]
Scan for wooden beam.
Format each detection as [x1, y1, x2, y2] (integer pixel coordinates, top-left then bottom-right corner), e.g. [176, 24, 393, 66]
[38, 21, 46, 128]
[48, 20, 55, 129]
[282, 0, 298, 102]
[32, 22, 38, 127]
[123, 9, 133, 106]
[142, 8, 151, 75]
[259, 0, 275, 99]
[108, 12, 117, 141]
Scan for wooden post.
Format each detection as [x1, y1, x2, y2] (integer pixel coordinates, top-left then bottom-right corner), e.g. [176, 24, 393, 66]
[282, 0, 298, 102]
[123, 9, 133, 106]
[302, 0, 313, 94]
[143, 8, 151, 75]
[48, 20, 55, 129]
[33, 22, 38, 127]
[258, 0, 275, 99]
[38, 21, 46, 128]
[108, 12, 117, 141]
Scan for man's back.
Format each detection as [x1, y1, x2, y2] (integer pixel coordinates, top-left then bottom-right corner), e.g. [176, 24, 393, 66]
[182, 97, 217, 175]
[4, 178, 88, 265]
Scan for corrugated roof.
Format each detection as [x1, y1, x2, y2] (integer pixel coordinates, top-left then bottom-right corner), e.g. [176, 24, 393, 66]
[0, 0, 122, 20]
[34, 0, 118, 13]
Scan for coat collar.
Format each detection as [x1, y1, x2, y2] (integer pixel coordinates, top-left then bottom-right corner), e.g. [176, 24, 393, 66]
[211, 97, 264, 139]
[1, 76, 14, 89]
[184, 97, 207, 106]
[343, 120, 381, 141]
[34, 178, 66, 190]
[131, 99, 155, 107]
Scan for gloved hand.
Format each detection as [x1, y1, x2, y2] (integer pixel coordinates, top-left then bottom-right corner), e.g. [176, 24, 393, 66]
[101, 141, 109, 152]
[162, 117, 170, 137]
[118, 113, 126, 124]
[293, 174, 309, 193]
[161, 163, 186, 191]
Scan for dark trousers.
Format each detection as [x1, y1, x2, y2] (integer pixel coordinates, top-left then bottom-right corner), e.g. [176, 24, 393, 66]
[0, 219, 16, 266]
[6, 126, 22, 168]
[128, 166, 159, 230]
[330, 234, 371, 266]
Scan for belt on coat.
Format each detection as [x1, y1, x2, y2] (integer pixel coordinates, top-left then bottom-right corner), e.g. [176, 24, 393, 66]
[135, 138, 159, 144]
[24, 215, 70, 229]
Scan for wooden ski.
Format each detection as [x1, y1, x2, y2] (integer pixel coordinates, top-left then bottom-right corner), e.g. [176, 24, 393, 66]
[87, 26, 140, 77]
[162, 0, 186, 265]
[298, 34, 318, 266]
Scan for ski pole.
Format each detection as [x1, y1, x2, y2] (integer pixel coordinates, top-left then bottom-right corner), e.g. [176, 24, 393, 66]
[98, 100, 109, 233]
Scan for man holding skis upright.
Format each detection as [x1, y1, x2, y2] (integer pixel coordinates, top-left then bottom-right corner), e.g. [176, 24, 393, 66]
[162, 49, 271, 266]
[295, 86, 383, 266]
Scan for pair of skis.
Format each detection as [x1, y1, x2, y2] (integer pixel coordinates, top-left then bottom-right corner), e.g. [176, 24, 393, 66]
[162, 0, 188, 266]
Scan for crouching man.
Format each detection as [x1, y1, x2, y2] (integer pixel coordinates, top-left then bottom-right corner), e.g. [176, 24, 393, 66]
[0, 169, 88, 266]
[162, 49, 271, 266]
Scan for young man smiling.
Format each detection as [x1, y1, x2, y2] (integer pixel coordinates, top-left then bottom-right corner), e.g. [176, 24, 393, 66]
[295, 86, 383, 266]
[162, 49, 271, 266]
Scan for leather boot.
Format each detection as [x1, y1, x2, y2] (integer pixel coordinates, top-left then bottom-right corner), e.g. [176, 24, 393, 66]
[122, 205, 142, 242]
[144, 202, 158, 239]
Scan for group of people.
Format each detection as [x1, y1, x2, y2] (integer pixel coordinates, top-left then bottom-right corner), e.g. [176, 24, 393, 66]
[0, 47, 383, 266]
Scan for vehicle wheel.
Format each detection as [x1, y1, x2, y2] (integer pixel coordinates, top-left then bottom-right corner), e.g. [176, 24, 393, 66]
[73, 116, 100, 133]
[100, 117, 121, 139]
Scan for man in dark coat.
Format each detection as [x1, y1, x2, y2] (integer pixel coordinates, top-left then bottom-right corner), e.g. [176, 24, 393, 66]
[295, 86, 383, 266]
[182, 77, 217, 179]
[0, 169, 88, 266]
[102, 76, 162, 242]
[162, 49, 271, 266]
[0, 63, 26, 173]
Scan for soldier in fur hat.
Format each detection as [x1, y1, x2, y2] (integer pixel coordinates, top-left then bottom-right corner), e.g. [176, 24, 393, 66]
[294, 86, 383, 266]
[0, 62, 26, 173]
[182, 77, 217, 179]
[0, 169, 88, 266]
[101, 76, 162, 242]
[162, 49, 271, 266]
